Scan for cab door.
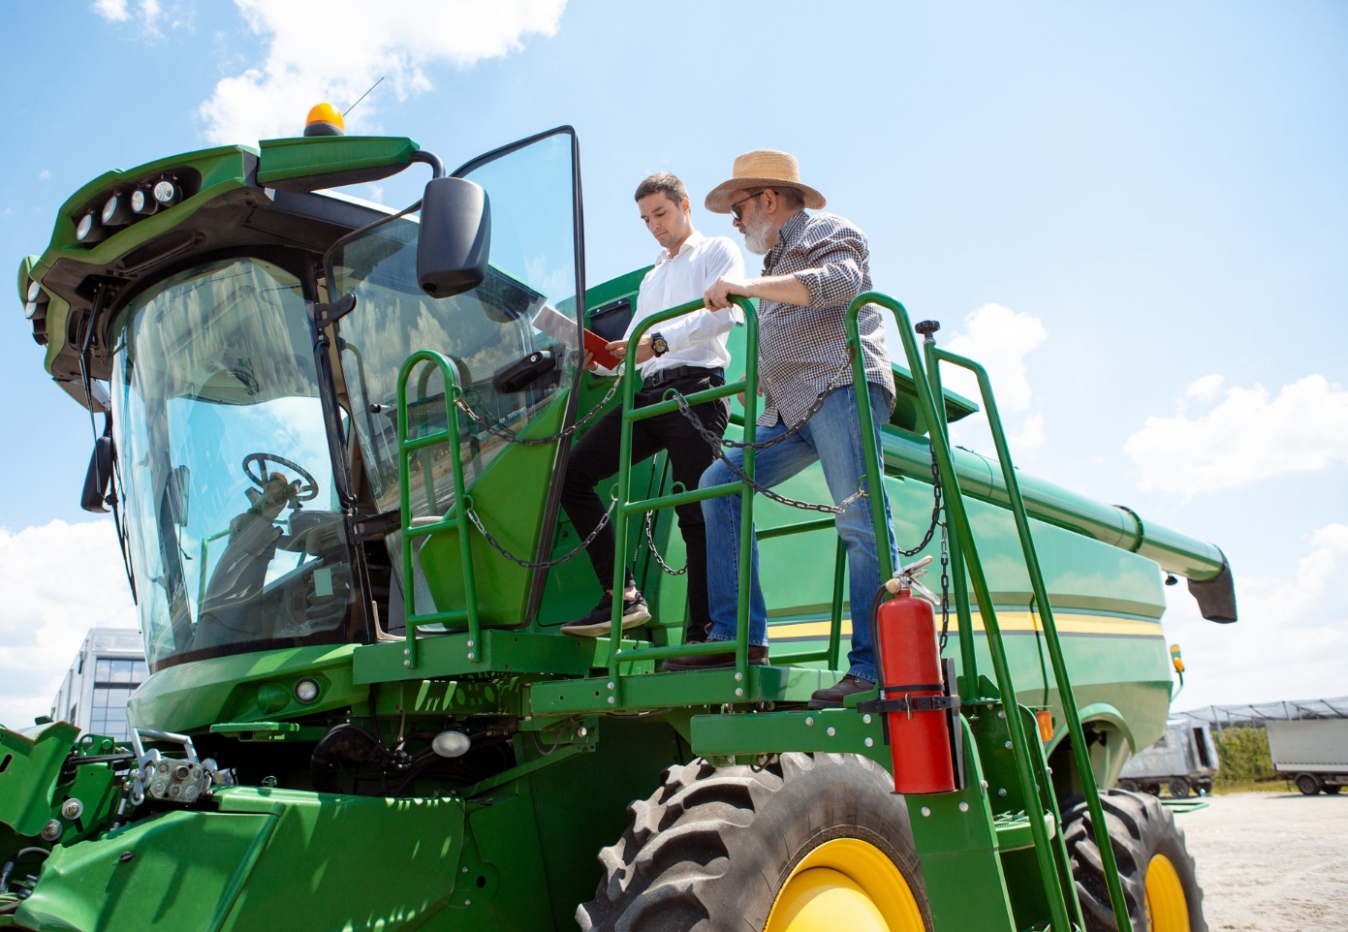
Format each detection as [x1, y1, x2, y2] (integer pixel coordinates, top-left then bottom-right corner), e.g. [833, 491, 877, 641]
[326, 127, 588, 631]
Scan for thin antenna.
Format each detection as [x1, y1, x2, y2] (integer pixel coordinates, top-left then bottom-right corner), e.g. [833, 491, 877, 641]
[344, 76, 385, 118]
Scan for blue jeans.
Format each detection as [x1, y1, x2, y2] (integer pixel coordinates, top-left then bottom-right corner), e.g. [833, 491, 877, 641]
[699, 382, 897, 683]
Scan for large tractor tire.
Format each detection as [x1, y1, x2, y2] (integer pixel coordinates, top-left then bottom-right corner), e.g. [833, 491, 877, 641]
[1062, 789, 1207, 932]
[576, 752, 933, 932]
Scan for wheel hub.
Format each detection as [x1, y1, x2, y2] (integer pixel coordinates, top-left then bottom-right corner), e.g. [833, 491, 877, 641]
[765, 838, 926, 932]
[1145, 853, 1191, 932]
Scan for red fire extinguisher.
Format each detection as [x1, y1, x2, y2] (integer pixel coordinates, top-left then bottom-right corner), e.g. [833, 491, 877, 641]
[861, 556, 959, 795]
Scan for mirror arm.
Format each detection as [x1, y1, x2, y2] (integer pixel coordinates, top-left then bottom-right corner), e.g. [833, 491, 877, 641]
[311, 293, 357, 330]
[410, 150, 445, 180]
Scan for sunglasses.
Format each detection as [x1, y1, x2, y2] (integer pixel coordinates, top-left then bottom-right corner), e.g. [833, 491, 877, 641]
[729, 190, 766, 220]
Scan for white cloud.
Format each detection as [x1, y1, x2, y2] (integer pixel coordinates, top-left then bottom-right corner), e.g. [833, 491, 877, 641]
[198, 0, 567, 145]
[93, 0, 130, 21]
[944, 303, 1047, 413]
[1170, 523, 1348, 710]
[0, 520, 137, 730]
[1125, 374, 1348, 495]
[92, 0, 167, 37]
[38, 169, 52, 181]
[1186, 373, 1223, 403]
[1011, 412, 1045, 451]
[937, 303, 1047, 457]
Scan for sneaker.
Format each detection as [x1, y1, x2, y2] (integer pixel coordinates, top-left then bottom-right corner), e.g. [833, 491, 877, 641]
[808, 674, 876, 709]
[560, 591, 652, 637]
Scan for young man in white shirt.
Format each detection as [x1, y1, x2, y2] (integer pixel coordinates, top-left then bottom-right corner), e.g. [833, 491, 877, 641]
[559, 173, 746, 639]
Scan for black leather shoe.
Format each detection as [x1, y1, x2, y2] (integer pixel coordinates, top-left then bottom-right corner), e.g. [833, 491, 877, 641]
[808, 674, 875, 709]
[663, 643, 768, 671]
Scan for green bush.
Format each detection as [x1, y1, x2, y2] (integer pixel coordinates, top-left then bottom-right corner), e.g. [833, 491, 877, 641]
[1213, 725, 1276, 784]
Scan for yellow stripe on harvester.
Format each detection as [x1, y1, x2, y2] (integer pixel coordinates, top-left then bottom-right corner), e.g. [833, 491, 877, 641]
[767, 612, 1164, 641]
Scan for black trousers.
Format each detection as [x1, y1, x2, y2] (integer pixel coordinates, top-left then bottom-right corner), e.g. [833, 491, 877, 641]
[560, 370, 729, 641]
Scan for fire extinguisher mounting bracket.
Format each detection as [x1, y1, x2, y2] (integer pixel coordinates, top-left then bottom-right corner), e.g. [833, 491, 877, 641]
[858, 695, 962, 715]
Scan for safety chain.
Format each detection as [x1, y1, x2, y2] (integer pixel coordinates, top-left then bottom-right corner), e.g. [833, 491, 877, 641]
[454, 378, 620, 447]
[669, 351, 865, 514]
[898, 444, 943, 557]
[674, 350, 856, 453]
[715, 451, 868, 515]
[640, 511, 687, 576]
[937, 520, 951, 650]
[464, 496, 617, 569]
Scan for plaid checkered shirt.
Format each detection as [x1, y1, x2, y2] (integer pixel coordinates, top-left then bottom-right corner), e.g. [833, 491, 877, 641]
[754, 210, 895, 427]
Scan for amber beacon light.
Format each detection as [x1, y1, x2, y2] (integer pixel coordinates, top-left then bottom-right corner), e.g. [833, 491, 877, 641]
[304, 102, 345, 136]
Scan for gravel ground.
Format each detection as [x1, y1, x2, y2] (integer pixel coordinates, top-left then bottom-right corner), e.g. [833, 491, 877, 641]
[1180, 791, 1348, 932]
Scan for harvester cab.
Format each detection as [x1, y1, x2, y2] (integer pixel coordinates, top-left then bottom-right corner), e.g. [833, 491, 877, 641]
[2, 115, 1238, 932]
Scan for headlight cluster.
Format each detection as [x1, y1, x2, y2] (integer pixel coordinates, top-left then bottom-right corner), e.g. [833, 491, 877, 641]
[75, 177, 183, 244]
[24, 278, 47, 320]
[23, 277, 49, 346]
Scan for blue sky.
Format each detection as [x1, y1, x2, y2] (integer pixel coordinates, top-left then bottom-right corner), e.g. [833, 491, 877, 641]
[1, 0, 1345, 725]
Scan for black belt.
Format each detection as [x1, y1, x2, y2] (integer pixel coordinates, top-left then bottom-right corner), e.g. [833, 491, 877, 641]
[641, 365, 724, 391]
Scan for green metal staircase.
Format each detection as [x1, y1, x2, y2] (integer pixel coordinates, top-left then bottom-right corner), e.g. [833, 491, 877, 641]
[393, 291, 1133, 931]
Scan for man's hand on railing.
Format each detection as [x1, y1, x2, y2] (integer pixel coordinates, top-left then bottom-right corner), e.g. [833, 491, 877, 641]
[705, 274, 809, 310]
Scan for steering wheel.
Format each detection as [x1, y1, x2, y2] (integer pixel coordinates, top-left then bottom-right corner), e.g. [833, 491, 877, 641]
[242, 453, 319, 502]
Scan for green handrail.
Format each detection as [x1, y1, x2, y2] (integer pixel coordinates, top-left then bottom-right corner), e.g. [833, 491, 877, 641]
[395, 349, 480, 670]
[919, 336, 980, 692]
[933, 344, 1133, 932]
[604, 296, 760, 694]
[844, 292, 1099, 932]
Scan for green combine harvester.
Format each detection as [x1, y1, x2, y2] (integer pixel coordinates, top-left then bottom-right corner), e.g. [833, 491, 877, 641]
[2, 115, 1238, 932]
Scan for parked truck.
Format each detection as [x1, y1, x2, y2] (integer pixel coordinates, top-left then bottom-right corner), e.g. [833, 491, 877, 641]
[1118, 719, 1220, 797]
[1, 111, 1240, 932]
[1266, 719, 1348, 796]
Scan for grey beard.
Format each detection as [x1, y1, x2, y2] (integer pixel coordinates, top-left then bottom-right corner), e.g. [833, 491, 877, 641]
[742, 216, 773, 255]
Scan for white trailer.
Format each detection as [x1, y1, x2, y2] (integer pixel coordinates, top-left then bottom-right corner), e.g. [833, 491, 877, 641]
[1118, 718, 1220, 797]
[1265, 719, 1348, 795]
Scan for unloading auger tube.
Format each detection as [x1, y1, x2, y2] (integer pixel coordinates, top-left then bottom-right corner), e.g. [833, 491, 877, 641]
[879, 390, 1236, 622]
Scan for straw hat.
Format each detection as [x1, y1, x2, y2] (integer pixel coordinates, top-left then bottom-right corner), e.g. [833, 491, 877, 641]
[704, 149, 826, 214]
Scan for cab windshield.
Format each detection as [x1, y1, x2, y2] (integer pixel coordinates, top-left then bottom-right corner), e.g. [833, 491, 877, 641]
[110, 258, 355, 668]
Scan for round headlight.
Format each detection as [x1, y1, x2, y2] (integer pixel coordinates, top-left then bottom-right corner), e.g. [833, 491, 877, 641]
[131, 187, 157, 215]
[152, 180, 179, 207]
[75, 211, 105, 243]
[294, 678, 320, 703]
[431, 730, 471, 758]
[27, 279, 42, 302]
[101, 193, 135, 227]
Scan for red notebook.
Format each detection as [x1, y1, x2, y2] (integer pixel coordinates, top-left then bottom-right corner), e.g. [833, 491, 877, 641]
[583, 328, 623, 370]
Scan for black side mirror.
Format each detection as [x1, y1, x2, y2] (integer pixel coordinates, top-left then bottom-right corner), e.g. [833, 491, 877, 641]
[417, 177, 491, 298]
[81, 435, 113, 513]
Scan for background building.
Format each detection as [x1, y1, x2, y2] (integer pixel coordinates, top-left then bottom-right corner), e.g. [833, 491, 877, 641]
[1178, 696, 1348, 731]
[49, 628, 147, 741]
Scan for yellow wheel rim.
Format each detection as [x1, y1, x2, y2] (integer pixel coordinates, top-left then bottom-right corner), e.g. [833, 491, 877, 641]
[764, 837, 925, 932]
[1145, 853, 1191, 932]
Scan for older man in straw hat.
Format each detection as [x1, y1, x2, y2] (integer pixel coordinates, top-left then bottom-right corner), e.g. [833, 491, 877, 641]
[663, 149, 897, 710]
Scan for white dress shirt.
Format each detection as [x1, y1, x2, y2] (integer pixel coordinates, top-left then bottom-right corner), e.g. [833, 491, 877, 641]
[603, 231, 746, 378]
